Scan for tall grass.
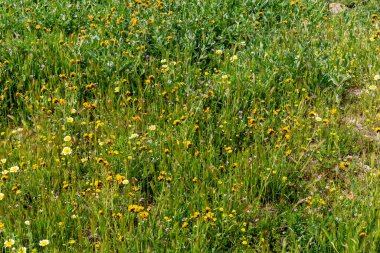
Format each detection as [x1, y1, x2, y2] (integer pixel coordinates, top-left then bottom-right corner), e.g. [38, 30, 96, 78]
[0, 0, 379, 252]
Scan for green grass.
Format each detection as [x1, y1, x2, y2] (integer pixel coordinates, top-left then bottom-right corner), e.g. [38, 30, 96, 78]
[0, 0, 379, 252]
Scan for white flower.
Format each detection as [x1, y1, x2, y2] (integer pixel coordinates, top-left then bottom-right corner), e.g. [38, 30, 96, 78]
[129, 133, 139, 139]
[230, 55, 238, 62]
[148, 125, 157, 131]
[17, 247, 27, 253]
[4, 239, 15, 248]
[39, 239, 49, 247]
[9, 166, 19, 173]
[368, 85, 377, 91]
[62, 147, 72, 156]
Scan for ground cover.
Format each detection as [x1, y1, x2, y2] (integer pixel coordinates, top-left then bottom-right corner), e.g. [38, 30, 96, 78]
[0, 0, 379, 252]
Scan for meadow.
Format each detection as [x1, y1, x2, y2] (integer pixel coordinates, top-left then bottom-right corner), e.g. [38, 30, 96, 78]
[0, 0, 379, 252]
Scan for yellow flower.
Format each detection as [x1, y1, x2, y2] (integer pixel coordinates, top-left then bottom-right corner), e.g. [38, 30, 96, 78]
[122, 179, 129, 185]
[339, 161, 350, 169]
[17, 247, 27, 253]
[4, 239, 15, 248]
[184, 140, 192, 148]
[368, 85, 377, 91]
[39, 239, 49, 247]
[67, 117, 74, 123]
[0, 221, 4, 232]
[62, 147, 72, 156]
[215, 49, 223, 55]
[148, 125, 157, 131]
[140, 211, 149, 219]
[129, 133, 139, 139]
[10, 165, 19, 173]
[64, 136, 71, 142]
[230, 55, 238, 62]
[374, 74, 380, 81]
[0, 193, 3, 201]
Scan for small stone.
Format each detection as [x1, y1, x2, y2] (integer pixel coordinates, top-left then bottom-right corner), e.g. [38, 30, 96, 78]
[329, 2, 347, 15]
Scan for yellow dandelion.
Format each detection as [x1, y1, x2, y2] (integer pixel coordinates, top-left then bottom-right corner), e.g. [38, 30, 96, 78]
[339, 161, 350, 169]
[173, 119, 181, 125]
[182, 222, 189, 228]
[140, 211, 149, 219]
